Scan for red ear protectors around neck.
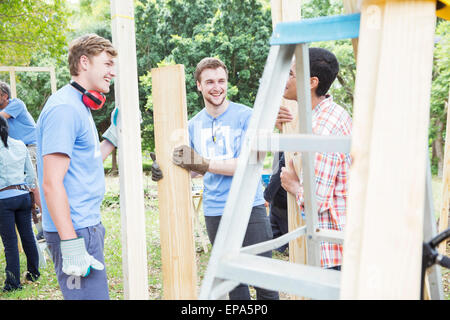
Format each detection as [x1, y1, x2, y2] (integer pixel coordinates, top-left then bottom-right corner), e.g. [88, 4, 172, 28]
[70, 80, 106, 110]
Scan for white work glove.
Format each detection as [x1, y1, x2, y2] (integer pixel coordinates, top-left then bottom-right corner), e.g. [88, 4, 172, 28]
[102, 106, 143, 148]
[60, 237, 104, 277]
[102, 107, 119, 147]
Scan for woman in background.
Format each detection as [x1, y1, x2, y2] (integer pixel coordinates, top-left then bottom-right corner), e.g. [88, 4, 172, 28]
[0, 115, 39, 292]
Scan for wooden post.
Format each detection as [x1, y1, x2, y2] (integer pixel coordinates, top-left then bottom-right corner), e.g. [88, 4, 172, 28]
[49, 66, 57, 94]
[340, 0, 385, 299]
[271, 0, 305, 300]
[110, 0, 149, 300]
[152, 64, 197, 300]
[341, 0, 436, 299]
[343, 0, 360, 58]
[9, 68, 16, 98]
[439, 90, 450, 255]
[270, 0, 301, 30]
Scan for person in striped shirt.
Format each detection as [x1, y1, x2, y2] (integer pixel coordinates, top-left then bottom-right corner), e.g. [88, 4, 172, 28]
[277, 47, 352, 270]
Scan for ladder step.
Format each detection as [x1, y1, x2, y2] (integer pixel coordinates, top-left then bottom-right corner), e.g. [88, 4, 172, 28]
[271, 13, 361, 45]
[217, 253, 340, 299]
[314, 228, 345, 244]
[253, 133, 351, 153]
[240, 226, 307, 255]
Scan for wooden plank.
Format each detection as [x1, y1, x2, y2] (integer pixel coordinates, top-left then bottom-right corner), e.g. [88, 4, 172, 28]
[439, 89, 450, 255]
[344, 0, 436, 299]
[0, 66, 53, 72]
[9, 69, 16, 98]
[271, 0, 306, 299]
[152, 64, 197, 300]
[270, 0, 301, 30]
[110, 0, 149, 300]
[342, 0, 360, 58]
[49, 66, 57, 94]
[340, 0, 385, 299]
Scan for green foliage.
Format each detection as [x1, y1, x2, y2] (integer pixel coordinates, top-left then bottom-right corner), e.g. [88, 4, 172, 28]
[136, 0, 272, 151]
[302, 0, 343, 19]
[302, 0, 355, 115]
[0, 0, 69, 66]
[429, 19, 450, 174]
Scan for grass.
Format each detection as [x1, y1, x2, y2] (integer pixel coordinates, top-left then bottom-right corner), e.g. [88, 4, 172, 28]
[0, 171, 448, 300]
[0, 174, 213, 300]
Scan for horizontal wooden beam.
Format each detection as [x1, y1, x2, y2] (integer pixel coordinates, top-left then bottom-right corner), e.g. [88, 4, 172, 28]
[0, 66, 54, 72]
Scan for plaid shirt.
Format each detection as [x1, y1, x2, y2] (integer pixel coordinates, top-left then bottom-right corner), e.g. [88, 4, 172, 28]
[295, 96, 352, 268]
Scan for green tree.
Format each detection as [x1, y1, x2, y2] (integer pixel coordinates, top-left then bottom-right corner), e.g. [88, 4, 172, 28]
[0, 0, 69, 66]
[137, 0, 272, 151]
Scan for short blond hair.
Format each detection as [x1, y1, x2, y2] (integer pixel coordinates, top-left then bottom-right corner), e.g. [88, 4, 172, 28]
[194, 57, 228, 83]
[68, 34, 118, 76]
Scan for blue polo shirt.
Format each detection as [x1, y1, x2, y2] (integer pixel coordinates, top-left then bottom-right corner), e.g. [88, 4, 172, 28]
[188, 101, 265, 216]
[1, 98, 37, 145]
[36, 84, 105, 232]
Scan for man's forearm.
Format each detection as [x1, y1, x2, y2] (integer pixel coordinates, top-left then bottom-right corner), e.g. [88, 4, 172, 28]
[0, 111, 11, 119]
[208, 158, 238, 176]
[43, 181, 77, 240]
[100, 139, 115, 162]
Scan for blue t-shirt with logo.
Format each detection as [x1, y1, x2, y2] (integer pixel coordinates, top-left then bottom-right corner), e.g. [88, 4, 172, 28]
[188, 101, 265, 216]
[2, 98, 37, 145]
[36, 84, 105, 232]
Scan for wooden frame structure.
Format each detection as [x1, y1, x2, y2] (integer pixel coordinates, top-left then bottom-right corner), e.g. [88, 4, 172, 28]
[0, 66, 57, 98]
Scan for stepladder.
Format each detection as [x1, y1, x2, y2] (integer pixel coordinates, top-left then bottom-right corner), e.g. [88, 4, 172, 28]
[199, 12, 444, 300]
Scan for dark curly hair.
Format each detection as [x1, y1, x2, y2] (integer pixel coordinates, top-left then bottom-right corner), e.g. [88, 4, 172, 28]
[309, 47, 339, 97]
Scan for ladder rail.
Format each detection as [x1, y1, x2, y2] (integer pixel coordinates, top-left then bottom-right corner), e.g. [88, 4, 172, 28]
[240, 226, 307, 255]
[295, 43, 321, 267]
[199, 44, 295, 299]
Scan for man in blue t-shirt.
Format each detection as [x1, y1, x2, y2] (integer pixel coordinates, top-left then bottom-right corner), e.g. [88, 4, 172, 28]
[36, 34, 117, 300]
[0, 81, 37, 147]
[170, 57, 279, 300]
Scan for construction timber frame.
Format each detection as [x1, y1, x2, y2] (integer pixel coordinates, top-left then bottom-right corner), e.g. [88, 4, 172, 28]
[107, 0, 447, 299]
[0, 66, 57, 98]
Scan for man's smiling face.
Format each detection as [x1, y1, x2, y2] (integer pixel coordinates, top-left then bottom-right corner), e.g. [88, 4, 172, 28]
[196, 67, 228, 108]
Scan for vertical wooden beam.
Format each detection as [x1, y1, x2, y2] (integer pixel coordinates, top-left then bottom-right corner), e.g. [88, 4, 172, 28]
[152, 65, 197, 300]
[271, 0, 305, 299]
[341, 0, 385, 299]
[9, 68, 16, 98]
[342, 0, 360, 58]
[439, 89, 450, 255]
[49, 66, 57, 94]
[270, 0, 301, 30]
[110, 0, 149, 300]
[342, 0, 436, 299]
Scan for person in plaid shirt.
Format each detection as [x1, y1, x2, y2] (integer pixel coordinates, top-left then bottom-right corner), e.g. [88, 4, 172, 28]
[277, 47, 352, 270]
